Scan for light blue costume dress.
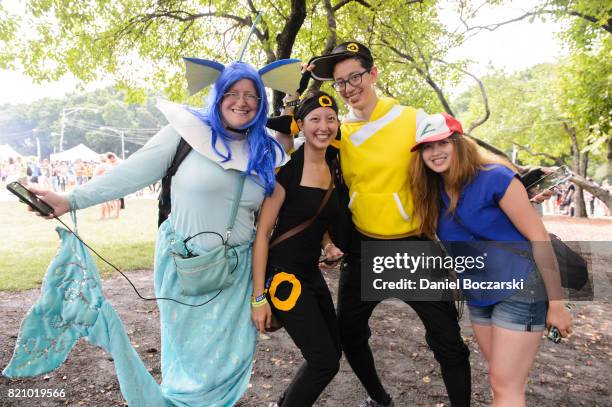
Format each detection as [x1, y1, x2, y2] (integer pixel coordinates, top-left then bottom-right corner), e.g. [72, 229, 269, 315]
[3, 100, 288, 407]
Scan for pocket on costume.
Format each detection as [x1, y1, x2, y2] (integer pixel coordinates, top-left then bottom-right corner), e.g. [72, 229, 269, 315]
[172, 245, 236, 296]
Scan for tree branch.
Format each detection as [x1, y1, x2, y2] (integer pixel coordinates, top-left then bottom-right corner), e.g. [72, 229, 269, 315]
[434, 58, 490, 133]
[468, 136, 510, 160]
[333, 0, 372, 12]
[382, 40, 454, 116]
[570, 174, 612, 209]
[513, 142, 567, 167]
[460, 7, 612, 36]
[567, 10, 612, 34]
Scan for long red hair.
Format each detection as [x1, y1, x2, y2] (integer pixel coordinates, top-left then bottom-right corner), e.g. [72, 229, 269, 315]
[409, 134, 515, 239]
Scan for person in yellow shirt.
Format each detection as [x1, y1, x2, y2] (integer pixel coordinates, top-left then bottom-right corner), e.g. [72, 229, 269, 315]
[309, 42, 470, 407]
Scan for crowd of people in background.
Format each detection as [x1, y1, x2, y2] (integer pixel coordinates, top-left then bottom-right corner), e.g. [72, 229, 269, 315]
[1, 154, 611, 219]
[1, 156, 96, 191]
[0, 152, 160, 219]
[540, 180, 612, 217]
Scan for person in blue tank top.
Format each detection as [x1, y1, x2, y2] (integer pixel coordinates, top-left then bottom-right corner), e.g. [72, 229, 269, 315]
[408, 112, 572, 407]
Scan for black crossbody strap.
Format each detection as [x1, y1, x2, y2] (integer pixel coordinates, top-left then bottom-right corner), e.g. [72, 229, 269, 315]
[158, 138, 193, 226]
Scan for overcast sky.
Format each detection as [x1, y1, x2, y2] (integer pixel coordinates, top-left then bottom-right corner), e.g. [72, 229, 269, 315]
[0, 0, 565, 105]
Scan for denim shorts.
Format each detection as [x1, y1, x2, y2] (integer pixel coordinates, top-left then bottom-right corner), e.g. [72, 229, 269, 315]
[468, 298, 548, 332]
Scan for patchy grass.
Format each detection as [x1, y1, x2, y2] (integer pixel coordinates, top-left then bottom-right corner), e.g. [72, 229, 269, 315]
[0, 199, 158, 291]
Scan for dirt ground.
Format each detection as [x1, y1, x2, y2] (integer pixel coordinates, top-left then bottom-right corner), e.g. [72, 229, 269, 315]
[1, 216, 610, 407]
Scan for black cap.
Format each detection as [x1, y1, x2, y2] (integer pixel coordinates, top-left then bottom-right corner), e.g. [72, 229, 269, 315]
[309, 42, 373, 81]
[294, 91, 339, 120]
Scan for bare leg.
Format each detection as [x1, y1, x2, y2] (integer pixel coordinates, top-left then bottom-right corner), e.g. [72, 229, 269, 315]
[471, 323, 493, 363]
[488, 326, 542, 407]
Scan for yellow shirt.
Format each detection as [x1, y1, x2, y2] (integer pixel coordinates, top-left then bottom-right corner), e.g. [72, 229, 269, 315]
[340, 97, 421, 239]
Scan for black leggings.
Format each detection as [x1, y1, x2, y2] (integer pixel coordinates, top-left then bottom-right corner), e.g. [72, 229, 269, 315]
[337, 232, 471, 407]
[268, 266, 341, 407]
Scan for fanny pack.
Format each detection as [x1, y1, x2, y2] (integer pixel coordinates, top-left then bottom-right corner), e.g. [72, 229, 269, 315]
[172, 175, 246, 296]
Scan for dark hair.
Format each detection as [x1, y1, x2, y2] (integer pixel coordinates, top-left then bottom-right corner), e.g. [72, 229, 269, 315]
[333, 55, 373, 75]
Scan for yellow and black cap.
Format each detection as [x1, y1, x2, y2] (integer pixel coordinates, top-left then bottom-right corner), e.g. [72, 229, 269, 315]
[309, 41, 373, 81]
[294, 91, 339, 120]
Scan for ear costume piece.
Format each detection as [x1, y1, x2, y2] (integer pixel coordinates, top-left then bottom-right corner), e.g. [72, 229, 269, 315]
[183, 57, 225, 96]
[259, 59, 303, 94]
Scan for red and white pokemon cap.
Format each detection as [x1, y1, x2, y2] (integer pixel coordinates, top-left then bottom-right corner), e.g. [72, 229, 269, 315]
[411, 112, 463, 152]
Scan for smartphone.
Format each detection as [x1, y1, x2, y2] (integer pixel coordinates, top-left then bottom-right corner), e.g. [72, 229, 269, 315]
[6, 182, 54, 216]
[321, 254, 347, 265]
[526, 165, 571, 196]
[547, 326, 562, 344]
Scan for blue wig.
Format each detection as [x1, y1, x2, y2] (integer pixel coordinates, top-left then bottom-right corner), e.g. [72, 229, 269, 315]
[188, 62, 283, 196]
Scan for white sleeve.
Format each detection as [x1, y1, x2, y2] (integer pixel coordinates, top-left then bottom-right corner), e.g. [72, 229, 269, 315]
[69, 125, 181, 210]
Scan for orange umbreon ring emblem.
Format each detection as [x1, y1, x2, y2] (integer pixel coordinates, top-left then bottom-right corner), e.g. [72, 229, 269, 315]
[318, 95, 333, 107]
[269, 272, 302, 311]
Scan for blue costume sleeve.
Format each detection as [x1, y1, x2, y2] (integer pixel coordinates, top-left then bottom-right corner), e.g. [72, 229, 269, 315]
[69, 125, 181, 210]
[484, 165, 518, 204]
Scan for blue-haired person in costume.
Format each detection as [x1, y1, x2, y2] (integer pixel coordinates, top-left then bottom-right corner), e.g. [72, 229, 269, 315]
[4, 55, 303, 406]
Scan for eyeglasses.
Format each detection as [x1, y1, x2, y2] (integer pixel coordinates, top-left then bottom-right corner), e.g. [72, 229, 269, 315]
[223, 91, 261, 104]
[331, 70, 370, 91]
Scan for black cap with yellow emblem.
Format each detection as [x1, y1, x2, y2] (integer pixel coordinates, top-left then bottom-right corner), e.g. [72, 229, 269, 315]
[294, 91, 339, 120]
[309, 41, 373, 81]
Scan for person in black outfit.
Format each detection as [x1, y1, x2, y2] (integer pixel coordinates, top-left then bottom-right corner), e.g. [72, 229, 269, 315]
[252, 91, 345, 407]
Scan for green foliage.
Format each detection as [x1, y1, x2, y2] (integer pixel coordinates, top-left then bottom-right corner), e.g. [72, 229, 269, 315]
[0, 0, 462, 111]
[0, 87, 167, 157]
[455, 64, 570, 165]
[558, 39, 611, 153]
[0, 4, 19, 69]
[454, 58, 609, 178]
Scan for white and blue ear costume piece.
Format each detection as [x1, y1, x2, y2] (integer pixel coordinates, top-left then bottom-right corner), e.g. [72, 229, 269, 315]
[183, 57, 302, 96]
[258, 59, 303, 95]
[183, 57, 225, 96]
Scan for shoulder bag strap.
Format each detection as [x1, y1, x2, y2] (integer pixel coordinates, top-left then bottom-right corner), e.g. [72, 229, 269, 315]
[158, 137, 193, 226]
[269, 166, 335, 249]
[225, 174, 246, 243]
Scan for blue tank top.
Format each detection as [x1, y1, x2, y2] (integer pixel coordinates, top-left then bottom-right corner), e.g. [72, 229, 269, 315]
[437, 165, 535, 306]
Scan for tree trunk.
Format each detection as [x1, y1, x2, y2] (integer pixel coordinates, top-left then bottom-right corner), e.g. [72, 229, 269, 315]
[607, 135, 612, 184]
[564, 122, 587, 217]
[574, 151, 588, 217]
[272, 0, 307, 113]
[570, 174, 612, 213]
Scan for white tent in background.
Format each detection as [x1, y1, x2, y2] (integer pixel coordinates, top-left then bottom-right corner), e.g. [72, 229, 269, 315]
[50, 144, 101, 162]
[0, 144, 23, 160]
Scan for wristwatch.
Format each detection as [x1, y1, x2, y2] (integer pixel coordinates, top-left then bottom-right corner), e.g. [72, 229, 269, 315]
[283, 99, 300, 108]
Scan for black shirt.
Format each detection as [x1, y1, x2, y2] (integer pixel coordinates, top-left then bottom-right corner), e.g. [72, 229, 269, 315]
[268, 146, 339, 270]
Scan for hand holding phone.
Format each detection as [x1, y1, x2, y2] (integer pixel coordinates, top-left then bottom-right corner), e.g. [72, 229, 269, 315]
[526, 166, 571, 196]
[547, 326, 562, 344]
[7, 182, 71, 217]
[6, 182, 54, 216]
